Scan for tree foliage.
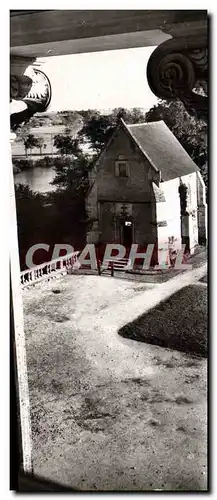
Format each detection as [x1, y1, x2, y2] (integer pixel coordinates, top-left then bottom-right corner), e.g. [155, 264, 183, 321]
[51, 155, 90, 192]
[145, 100, 207, 171]
[15, 172, 88, 270]
[15, 121, 31, 141]
[23, 134, 41, 156]
[78, 111, 114, 153]
[53, 135, 82, 156]
[15, 184, 47, 267]
[36, 136, 47, 154]
[78, 107, 147, 153]
[57, 110, 82, 128]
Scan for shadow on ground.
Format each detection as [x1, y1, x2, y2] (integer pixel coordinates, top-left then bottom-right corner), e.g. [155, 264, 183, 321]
[119, 285, 207, 357]
[199, 275, 207, 283]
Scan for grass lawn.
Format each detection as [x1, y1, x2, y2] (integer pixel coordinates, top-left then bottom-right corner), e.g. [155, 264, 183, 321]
[119, 284, 207, 357]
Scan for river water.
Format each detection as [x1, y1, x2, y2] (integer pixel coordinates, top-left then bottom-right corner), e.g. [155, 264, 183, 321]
[14, 167, 56, 193]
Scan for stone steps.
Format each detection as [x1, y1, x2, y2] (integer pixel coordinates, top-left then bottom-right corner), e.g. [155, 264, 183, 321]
[101, 258, 131, 273]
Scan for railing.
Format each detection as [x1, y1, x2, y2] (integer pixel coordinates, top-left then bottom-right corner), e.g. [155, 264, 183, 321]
[20, 251, 80, 288]
[98, 258, 131, 276]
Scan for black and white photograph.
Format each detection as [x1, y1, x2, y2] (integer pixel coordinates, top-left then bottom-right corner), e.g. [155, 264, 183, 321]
[9, 7, 208, 493]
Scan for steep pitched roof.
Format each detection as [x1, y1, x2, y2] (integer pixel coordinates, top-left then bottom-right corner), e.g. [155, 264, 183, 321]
[123, 119, 199, 181]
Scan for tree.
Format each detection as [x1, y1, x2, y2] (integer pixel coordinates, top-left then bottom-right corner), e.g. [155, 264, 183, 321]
[23, 134, 41, 157]
[36, 137, 47, 155]
[57, 110, 81, 126]
[55, 111, 83, 135]
[27, 115, 51, 127]
[53, 134, 82, 156]
[78, 111, 113, 153]
[48, 153, 93, 249]
[52, 154, 92, 193]
[145, 100, 207, 172]
[15, 184, 48, 269]
[78, 107, 147, 153]
[112, 107, 146, 124]
[15, 122, 31, 143]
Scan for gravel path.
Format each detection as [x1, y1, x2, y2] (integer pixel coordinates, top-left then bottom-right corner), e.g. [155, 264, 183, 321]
[23, 264, 207, 491]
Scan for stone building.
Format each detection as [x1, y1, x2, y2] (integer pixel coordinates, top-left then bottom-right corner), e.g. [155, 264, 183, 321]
[86, 119, 207, 263]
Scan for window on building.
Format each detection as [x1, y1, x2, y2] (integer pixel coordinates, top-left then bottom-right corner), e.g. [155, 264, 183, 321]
[115, 160, 129, 177]
[118, 163, 128, 177]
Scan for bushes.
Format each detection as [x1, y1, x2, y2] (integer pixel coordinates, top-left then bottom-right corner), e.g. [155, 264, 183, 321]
[13, 163, 21, 174]
[12, 156, 56, 171]
[34, 156, 54, 168]
[12, 158, 34, 171]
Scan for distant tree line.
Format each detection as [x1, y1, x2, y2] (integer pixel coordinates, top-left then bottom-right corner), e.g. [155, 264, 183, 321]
[14, 104, 207, 183]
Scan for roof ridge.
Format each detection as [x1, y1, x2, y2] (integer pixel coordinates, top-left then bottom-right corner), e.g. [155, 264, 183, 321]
[120, 119, 159, 174]
[127, 120, 165, 127]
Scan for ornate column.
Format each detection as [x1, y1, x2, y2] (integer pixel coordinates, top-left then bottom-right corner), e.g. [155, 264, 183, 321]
[10, 55, 52, 131]
[10, 127, 34, 474]
[146, 33, 208, 121]
[10, 57, 52, 476]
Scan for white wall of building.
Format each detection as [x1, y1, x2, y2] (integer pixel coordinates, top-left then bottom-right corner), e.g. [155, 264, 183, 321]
[157, 177, 182, 249]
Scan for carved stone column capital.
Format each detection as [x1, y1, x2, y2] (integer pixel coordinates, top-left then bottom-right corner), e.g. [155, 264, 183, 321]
[146, 33, 208, 121]
[10, 55, 35, 100]
[10, 74, 33, 100]
[10, 56, 52, 131]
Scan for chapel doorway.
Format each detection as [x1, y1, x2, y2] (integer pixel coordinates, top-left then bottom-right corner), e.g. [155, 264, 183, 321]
[120, 221, 133, 249]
